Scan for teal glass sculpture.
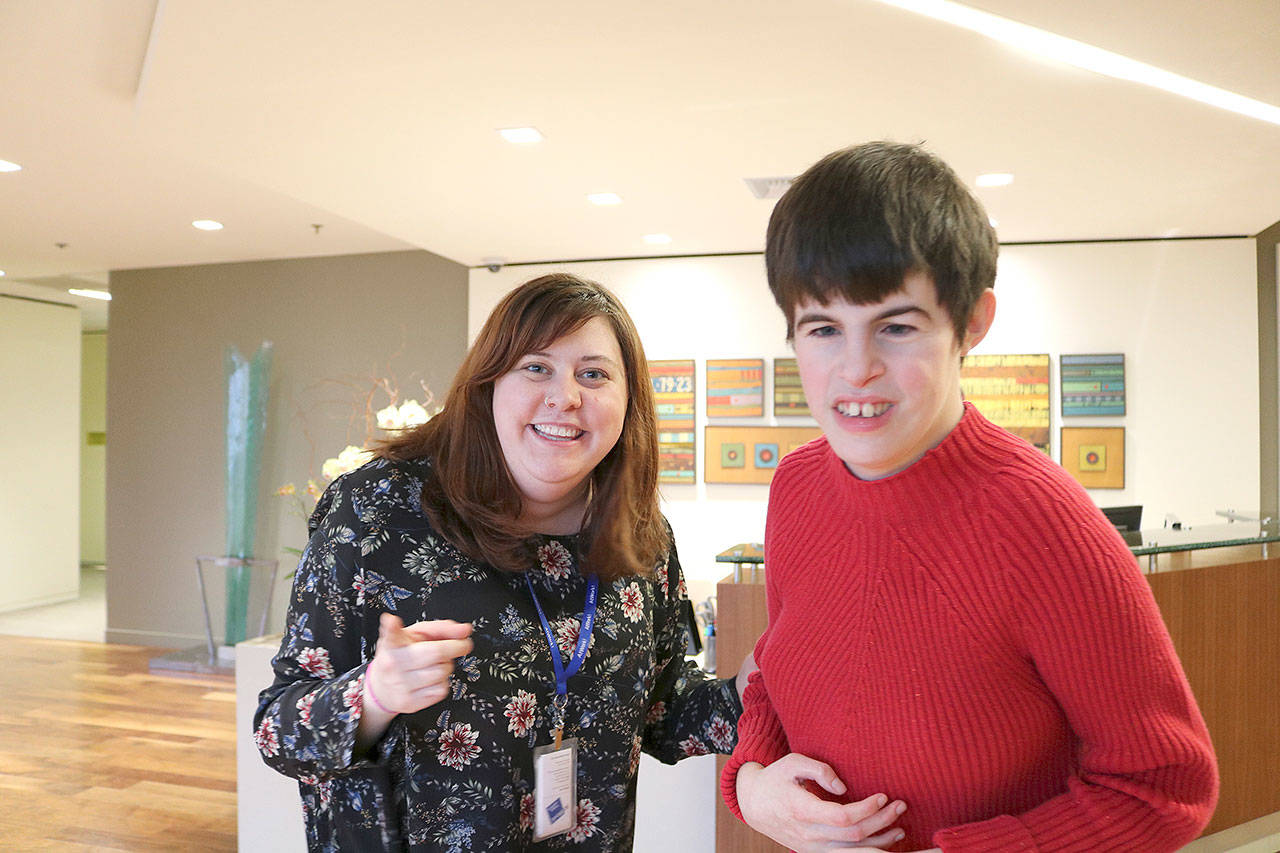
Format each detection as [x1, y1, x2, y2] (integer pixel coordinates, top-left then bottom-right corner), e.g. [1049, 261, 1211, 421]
[224, 341, 273, 646]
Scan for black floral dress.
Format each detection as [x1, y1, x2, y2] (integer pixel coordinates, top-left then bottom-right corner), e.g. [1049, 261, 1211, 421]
[255, 457, 741, 852]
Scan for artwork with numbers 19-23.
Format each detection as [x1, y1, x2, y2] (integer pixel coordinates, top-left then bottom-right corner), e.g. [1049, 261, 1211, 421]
[649, 359, 695, 483]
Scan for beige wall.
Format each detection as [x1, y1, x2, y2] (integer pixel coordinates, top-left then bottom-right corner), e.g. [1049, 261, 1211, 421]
[0, 295, 81, 612]
[80, 331, 107, 565]
[106, 250, 468, 646]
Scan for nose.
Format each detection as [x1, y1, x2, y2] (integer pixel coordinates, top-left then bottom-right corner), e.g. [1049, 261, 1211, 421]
[838, 334, 884, 387]
[543, 374, 582, 410]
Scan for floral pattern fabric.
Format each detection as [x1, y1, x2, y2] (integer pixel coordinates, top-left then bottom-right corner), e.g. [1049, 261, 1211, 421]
[255, 457, 741, 852]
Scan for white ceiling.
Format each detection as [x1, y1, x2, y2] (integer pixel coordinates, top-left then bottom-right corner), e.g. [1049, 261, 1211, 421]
[2, 0, 1278, 329]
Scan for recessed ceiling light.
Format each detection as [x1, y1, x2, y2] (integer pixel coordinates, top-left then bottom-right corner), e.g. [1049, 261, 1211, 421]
[68, 288, 112, 301]
[192, 219, 223, 231]
[869, 0, 1280, 126]
[976, 173, 1014, 187]
[643, 233, 673, 245]
[0, 269, 6, 276]
[0, 159, 21, 172]
[587, 192, 622, 206]
[498, 127, 543, 144]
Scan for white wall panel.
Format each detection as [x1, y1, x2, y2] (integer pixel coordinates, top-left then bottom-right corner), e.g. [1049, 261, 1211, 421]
[0, 296, 81, 612]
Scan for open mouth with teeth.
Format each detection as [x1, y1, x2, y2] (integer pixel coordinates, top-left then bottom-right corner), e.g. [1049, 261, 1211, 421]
[835, 401, 892, 419]
[532, 424, 585, 441]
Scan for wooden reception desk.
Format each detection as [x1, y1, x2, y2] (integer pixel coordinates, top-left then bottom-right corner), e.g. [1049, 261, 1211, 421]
[713, 535, 1280, 850]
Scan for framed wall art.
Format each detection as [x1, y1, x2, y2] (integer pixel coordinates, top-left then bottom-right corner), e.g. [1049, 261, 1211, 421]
[1060, 353, 1126, 416]
[772, 357, 810, 416]
[706, 358, 764, 418]
[704, 425, 821, 485]
[649, 359, 696, 484]
[960, 353, 1051, 453]
[1061, 426, 1125, 489]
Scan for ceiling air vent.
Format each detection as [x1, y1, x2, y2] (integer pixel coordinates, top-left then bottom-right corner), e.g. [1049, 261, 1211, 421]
[743, 176, 795, 200]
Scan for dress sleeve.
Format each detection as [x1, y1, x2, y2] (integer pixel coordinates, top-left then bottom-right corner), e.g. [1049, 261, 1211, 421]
[933, 515, 1218, 852]
[639, 529, 744, 765]
[253, 477, 376, 780]
[717, 534, 790, 820]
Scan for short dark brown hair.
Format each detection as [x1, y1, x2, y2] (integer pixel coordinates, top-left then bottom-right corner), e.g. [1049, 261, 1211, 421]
[766, 141, 998, 341]
[379, 273, 665, 580]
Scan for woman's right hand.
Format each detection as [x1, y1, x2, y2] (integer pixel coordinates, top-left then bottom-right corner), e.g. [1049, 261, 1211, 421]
[736, 755, 906, 851]
[356, 613, 473, 750]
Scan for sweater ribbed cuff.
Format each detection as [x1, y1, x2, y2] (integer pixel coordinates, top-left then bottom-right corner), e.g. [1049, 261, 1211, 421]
[719, 735, 789, 820]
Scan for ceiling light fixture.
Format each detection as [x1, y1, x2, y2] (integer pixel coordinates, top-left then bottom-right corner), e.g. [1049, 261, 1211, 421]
[587, 193, 622, 206]
[192, 219, 224, 231]
[68, 288, 112, 301]
[0, 269, 6, 276]
[498, 127, 544, 144]
[643, 233, 673, 245]
[0, 159, 21, 172]
[869, 0, 1280, 126]
[975, 173, 1014, 187]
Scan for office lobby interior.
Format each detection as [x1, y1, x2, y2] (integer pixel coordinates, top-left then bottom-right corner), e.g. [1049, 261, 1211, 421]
[2, 2, 1278, 850]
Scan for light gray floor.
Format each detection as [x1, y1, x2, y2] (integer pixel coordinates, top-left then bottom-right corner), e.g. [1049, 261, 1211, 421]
[0, 564, 106, 642]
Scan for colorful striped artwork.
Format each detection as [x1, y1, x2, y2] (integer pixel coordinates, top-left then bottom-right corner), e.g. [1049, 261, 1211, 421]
[773, 357, 810, 416]
[706, 358, 764, 418]
[960, 353, 1051, 453]
[649, 359, 696, 484]
[1060, 354, 1126, 416]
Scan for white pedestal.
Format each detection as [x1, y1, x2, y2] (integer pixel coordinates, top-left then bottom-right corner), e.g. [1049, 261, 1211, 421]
[235, 634, 307, 852]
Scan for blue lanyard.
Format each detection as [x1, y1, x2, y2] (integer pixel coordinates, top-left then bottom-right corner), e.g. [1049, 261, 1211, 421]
[525, 571, 599, 698]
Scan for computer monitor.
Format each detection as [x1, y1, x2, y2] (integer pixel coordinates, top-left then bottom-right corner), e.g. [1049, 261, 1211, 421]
[1101, 505, 1143, 532]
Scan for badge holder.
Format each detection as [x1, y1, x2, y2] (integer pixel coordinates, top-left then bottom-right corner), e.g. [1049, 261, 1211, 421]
[524, 572, 599, 841]
[532, 735, 578, 840]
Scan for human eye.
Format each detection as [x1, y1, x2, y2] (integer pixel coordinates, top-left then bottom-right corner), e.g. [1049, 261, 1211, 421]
[517, 360, 550, 376]
[880, 322, 916, 338]
[802, 323, 839, 338]
[579, 367, 610, 383]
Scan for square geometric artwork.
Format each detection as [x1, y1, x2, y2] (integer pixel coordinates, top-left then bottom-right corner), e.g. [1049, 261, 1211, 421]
[1078, 444, 1107, 472]
[1060, 353, 1126, 417]
[1061, 426, 1125, 489]
[706, 358, 764, 418]
[704, 425, 821, 484]
[754, 443, 780, 469]
[772, 357, 810, 416]
[720, 442, 746, 468]
[649, 359, 696, 484]
[961, 353, 1051, 453]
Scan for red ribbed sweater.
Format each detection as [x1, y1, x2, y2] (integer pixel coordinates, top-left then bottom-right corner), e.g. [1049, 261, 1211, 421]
[721, 405, 1217, 852]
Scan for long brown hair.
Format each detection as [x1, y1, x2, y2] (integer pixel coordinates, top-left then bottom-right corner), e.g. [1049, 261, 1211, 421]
[379, 273, 666, 580]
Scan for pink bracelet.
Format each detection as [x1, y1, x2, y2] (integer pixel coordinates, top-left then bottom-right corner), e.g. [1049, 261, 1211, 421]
[364, 667, 394, 715]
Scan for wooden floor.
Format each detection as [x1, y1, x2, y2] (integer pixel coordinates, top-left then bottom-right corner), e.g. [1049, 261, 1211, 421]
[0, 635, 237, 851]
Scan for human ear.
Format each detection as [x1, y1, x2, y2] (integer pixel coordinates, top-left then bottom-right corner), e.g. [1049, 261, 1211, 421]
[961, 289, 997, 354]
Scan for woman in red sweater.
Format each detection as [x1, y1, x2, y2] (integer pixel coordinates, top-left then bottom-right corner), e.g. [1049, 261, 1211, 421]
[721, 142, 1218, 852]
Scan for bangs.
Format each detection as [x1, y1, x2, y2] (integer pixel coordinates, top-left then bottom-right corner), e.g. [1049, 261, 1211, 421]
[767, 189, 926, 322]
[470, 285, 616, 385]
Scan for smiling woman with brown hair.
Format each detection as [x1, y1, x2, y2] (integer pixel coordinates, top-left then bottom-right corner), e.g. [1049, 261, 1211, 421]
[256, 273, 752, 851]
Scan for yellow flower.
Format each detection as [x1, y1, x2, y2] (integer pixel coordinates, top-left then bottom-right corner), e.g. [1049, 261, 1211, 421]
[276, 483, 297, 496]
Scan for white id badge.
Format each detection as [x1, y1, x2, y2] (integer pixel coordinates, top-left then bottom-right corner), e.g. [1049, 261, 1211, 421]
[532, 738, 578, 840]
